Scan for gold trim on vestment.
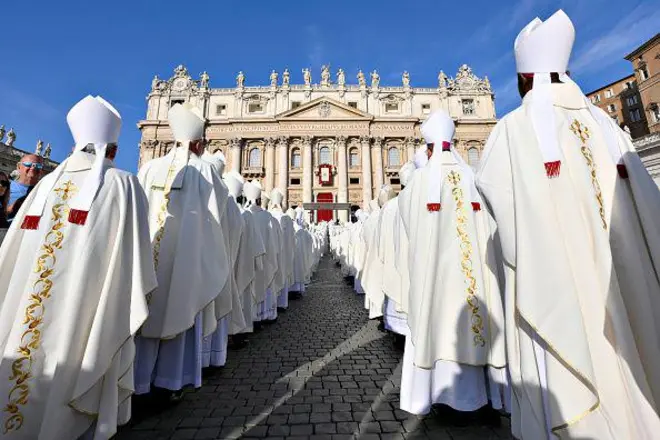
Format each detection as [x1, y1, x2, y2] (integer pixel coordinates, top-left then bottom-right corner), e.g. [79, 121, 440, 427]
[516, 309, 601, 433]
[570, 120, 607, 230]
[3, 180, 77, 434]
[149, 159, 179, 303]
[447, 171, 486, 348]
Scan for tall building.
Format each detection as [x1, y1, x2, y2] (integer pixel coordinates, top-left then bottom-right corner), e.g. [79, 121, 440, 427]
[138, 65, 497, 222]
[626, 33, 660, 185]
[625, 33, 660, 133]
[0, 126, 58, 177]
[586, 75, 648, 139]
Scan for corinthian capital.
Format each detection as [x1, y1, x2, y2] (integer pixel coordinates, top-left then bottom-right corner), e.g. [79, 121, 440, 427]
[265, 137, 277, 148]
[359, 135, 371, 145]
[230, 137, 242, 149]
[301, 135, 313, 145]
[371, 137, 384, 148]
[277, 136, 289, 147]
[336, 135, 347, 146]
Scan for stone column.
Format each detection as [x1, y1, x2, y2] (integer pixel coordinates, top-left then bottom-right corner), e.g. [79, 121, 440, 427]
[302, 136, 313, 221]
[360, 135, 373, 207]
[264, 137, 276, 193]
[230, 137, 242, 172]
[277, 136, 289, 208]
[373, 137, 384, 192]
[405, 136, 417, 163]
[336, 136, 348, 223]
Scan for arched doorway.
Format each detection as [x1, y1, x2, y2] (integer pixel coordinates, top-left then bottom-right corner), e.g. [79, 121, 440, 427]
[316, 193, 334, 223]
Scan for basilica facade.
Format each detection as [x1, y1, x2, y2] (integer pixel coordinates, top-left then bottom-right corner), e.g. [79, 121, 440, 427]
[138, 64, 497, 222]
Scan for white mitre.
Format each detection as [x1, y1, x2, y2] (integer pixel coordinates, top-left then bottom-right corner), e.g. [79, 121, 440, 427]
[23, 95, 121, 229]
[202, 149, 226, 175]
[286, 208, 296, 220]
[413, 143, 428, 168]
[377, 185, 397, 207]
[243, 180, 261, 207]
[168, 103, 205, 147]
[271, 188, 284, 208]
[399, 161, 417, 187]
[224, 170, 244, 198]
[514, 10, 575, 177]
[422, 109, 456, 208]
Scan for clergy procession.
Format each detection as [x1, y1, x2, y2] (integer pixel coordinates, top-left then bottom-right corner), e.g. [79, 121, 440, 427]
[0, 6, 660, 440]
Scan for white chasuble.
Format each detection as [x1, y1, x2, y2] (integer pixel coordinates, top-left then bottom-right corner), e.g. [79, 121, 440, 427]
[291, 223, 308, 290]
[249, 206, 278, 306]
[236, 208, 266, 332]
[476, 82, 660, 439]
[270, 209, 295, 292]
[138, 147, 231, 339]
[398, 158, 506, 370]
[0, 152, 156, 440]
[362, 208, 386, 318]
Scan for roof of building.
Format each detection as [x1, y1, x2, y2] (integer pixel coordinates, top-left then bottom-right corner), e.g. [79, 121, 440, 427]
[585, 74, 636, 96]
[625, 33, 660, 61]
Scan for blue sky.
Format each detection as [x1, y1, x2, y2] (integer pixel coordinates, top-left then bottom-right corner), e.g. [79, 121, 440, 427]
[1, 0, 658, 172]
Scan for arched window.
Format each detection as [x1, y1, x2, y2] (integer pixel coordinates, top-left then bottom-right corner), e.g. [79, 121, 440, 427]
[467, 147, 480, 169]
[388, 147, 400, 167]
[349, 148, 359, 168]
[319, 146, 332, 165]
[249, 147, 261, 167]
[291, 148, 301, 168]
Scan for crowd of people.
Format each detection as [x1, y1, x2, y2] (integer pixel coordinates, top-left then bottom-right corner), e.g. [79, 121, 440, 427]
[0, 96, 325, 439]
[330, 9, 660, 440]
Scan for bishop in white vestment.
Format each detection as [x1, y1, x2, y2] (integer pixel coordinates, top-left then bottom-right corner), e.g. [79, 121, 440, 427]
[244, 181, 279, 323]
[477, 10, 660, 439]
[269, 189, 295, 308]
[135, 103, 231, 395]
[398, 109, 506, 416]
[227, 172, 266, 339]
[382, 162, 417, 337]
[201, 150, 245, 367]
[0, 96, 157, 440]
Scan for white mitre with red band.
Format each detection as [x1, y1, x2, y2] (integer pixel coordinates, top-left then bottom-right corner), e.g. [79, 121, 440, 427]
[514, 10, 575, 178]
[22, 95, 121, 229]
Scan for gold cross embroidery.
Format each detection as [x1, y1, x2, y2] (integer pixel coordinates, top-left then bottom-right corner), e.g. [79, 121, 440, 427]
[447, 170, 462, 186]
[570, 120, 590, 143]
[570, 119, 607, 230]
[53, 180, 77, 201]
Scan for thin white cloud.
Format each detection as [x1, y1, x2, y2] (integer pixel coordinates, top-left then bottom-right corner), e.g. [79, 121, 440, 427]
[570, 2, 660, 74]
[305, 24, 325, 69]
[0, 79, 61, 124]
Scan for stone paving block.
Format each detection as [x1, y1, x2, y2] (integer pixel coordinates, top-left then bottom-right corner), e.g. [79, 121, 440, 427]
[170, 429, 198, 439]
[315, 422, 338, 434]
[291, 423, 315, 435]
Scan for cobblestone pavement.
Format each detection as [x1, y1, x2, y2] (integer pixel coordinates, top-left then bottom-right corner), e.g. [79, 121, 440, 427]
[117, 255, 513, 440]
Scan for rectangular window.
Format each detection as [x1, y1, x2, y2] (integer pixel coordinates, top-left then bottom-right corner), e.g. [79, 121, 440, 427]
[462, 99, 475, 115]
[349, 177, 360, 185]
[385, 103, 399, 113]
[640, 67, 650, 81]
[627, 95, 639, 106]
[216, 104, 227, 116]
[248, 102, 264, 113]
[290, 178, 301, 185]
[630, 108, 642, 122]
[422, 103, 431, 114]
[170, 99, 185, 107]
[607, 104, 616, 113]
[291, 101, 301, 109]
[626, 81, 635, 90]
[605, 89, 613, 98]
[348, 102, 358, 108]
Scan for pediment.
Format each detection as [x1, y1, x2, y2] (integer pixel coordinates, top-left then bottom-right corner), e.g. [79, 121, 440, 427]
[277, 97, 373, 121]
